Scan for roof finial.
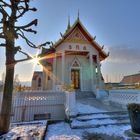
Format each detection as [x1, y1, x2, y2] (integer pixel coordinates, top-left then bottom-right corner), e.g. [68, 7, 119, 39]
[67, 15, 71, 30]
[77, 9, 80, 20]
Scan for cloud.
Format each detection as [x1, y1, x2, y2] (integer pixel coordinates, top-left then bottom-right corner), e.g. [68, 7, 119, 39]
[105, 45, 140, 64]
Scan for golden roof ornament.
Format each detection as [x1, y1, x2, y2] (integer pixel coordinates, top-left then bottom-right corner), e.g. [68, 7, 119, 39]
[77, 9, 80, 21]
[66, 15, 71, 31]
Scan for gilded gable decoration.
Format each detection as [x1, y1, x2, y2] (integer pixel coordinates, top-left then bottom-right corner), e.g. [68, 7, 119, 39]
[71, 57, 81, 67]
[64, 27, 89, 44]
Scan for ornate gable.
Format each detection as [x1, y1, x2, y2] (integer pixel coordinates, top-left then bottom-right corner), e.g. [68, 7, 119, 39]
[64, 27, 90, 44]
[71, 57, 81, 67]
[52, 18, 108, 61]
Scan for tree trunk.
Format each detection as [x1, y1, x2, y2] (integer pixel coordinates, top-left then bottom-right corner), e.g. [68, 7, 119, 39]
[0, 46, 15, 135]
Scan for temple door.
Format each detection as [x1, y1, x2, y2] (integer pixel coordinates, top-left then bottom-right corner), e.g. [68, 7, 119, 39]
[71, 69, 80, 89]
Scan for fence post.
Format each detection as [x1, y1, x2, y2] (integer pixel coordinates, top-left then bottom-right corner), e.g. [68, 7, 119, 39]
[137, 90, 140, 103]
[65, 91, 77, 119]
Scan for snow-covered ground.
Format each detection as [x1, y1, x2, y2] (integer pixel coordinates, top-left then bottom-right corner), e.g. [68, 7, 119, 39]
[0, 120, 47, 140]
[1, 100, 139, 140]
[45, 122, 135, 140]
[45, 102, 140, 140]
[76, 102, 104, 114]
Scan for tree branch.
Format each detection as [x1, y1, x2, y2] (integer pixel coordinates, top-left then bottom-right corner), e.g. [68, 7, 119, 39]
[37, 42, 51, 48]
[21, 28, 37, 34]
[15, 58, 32, 63]
[0, 5, 10, 17]
[18, 50, 32, 59]
[14, 47, 32, 63]
[15, 19, 38, 29]
[0, 1, 11, 8]
[17, 31, 36, 48]
[16, 1, 37, 19]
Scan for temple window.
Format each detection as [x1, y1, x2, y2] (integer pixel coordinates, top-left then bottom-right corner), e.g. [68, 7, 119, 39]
[38, 77, 41, 87]
[76, 45, 79, 50]
[69, 45, 72, 49]
[72, 61, 80, 67]
[83, 46, 86, 50]
[95, 66, 98, 74]
[48, 76, 50, 80]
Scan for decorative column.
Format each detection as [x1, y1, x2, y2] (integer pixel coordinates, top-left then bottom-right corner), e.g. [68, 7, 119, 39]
[65, 91, 77, 118]
[42, 67, 46, 90]
[97, 55, 102, 89]
[53, 53, 57, 90]
[61, 51, 65, 85]
[89, 53, 95, 91]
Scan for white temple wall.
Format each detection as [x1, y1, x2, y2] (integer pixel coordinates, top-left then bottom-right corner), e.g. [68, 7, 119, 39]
[64, 55, 94, 91]
[56, 43, 99, 56]
[42, 42, 102, 91]
[43, 66, 53, 90]
[55, 57, 62, 85]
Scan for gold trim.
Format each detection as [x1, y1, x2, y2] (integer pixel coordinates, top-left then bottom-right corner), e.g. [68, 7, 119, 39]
[64, 39, 90, 44]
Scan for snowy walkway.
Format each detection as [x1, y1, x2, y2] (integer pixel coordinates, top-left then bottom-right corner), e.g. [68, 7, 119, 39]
[45, 99, 139, 140]
[77, 97, 125, 112]
[45, 122, 133, 140]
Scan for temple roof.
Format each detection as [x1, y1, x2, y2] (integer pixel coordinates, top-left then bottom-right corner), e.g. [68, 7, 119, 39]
[53, 18, 108, 60]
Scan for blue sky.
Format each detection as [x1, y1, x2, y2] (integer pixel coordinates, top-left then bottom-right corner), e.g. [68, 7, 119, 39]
[0, 0, 140, 83]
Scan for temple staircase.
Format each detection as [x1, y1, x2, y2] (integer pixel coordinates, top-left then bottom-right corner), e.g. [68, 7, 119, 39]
[70, 111, 130, 129]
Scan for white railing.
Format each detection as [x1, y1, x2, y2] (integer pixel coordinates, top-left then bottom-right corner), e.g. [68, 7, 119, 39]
[0, 91, 66, 122]
[109, 90, 140, 107]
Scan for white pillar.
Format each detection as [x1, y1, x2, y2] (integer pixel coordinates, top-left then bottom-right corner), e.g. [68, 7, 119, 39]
[97, 55, 102, 89]
[65, 91, 77, 118]
[89, 53, 95, 91]
[42, 68, 46, 90]
[61, 51, 65, 85]
[53, 53, 56, 90]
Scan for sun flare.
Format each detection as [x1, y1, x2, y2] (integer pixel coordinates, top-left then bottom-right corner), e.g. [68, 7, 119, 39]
[32, 56, 40, 65]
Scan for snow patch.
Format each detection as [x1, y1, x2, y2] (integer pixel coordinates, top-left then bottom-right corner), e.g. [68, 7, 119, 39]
[1, 120, 47, 140]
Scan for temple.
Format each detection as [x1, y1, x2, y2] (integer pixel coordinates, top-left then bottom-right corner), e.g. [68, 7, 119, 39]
[32, 16, 108, 93]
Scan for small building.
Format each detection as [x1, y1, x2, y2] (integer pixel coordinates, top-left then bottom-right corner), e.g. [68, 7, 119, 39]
[32, 71, 43, 90]
[38, 16, 108, 93]
[121, 73, 140, 85]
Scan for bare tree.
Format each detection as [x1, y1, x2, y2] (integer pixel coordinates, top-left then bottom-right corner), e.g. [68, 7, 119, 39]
[0, 0, 50, 134]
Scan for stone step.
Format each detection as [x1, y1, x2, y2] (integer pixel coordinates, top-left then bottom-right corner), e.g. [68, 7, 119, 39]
[76, 110, 128, 117]
[76, 91, 96, 99]
[70, 121, 130, 129]
[76, 114, 129, 121]
[70, 110, 130, 129]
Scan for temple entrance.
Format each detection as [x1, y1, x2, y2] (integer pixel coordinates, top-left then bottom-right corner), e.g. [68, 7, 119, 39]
[71, 69, 80, 89]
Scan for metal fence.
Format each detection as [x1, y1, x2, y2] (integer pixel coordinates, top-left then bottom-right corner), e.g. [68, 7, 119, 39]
[109, 89, 140, 108]
[0, 91, 66, 123]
